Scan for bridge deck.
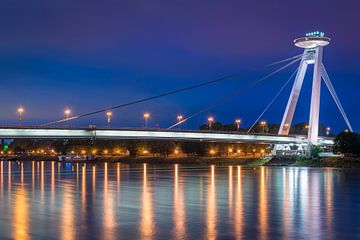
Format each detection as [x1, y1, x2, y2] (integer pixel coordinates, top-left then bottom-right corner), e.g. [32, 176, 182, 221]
[0, 126, 334, 145]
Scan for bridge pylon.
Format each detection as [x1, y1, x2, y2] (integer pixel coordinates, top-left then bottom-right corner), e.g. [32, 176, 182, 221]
[278, 31, 353, 144]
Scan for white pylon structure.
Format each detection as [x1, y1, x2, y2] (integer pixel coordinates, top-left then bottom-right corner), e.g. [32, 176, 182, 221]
[278, 31, 353, 144]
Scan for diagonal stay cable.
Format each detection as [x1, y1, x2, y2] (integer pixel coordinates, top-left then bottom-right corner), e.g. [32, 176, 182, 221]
[167, 57, 301, 129]
[42, 53, 305, 126]
[247, 67, 299, 133]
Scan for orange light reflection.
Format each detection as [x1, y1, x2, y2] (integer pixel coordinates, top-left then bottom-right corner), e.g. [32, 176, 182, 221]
[235, 166, 243, 239]
[206, 165, 217, 240]
[13, 186, 29, 240]
[140, 163, 154, 239]
[259, 167, 268, 240]
[173, 164, 186, 239]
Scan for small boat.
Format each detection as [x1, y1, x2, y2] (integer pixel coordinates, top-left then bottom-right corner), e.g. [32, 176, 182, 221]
[58, 154, 96, 163]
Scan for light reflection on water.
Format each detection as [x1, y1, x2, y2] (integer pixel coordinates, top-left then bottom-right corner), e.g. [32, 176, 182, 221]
[0, 161, 359, 239]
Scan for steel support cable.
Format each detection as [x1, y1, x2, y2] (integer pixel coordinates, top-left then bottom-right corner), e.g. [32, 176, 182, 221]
[43, 53, 305, 126]
[247, 67, 299, 133]
[321, 64, 353, 132]
[167, 57, 302, 129]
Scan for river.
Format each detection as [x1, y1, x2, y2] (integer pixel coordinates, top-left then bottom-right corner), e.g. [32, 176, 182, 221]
[0, 161, 359, 239]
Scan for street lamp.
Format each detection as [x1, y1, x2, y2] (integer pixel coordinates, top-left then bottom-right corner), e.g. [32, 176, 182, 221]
[235, 119, 241, 131]
[260, 120, 267, 133]
[207, 116, 214, 130]
[326, 127, 331, 136]
[17, 105, 24, 125]
[143, 112, 150, 128]
[106, 111, 112, 128]
[177, 115, 183, 128]
[177, 115, 183, 123]
[64, 108, 71, 126]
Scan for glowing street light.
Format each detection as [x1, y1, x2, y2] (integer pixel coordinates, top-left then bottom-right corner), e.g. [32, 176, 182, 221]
[326, 127, 331, 136]
[64, 108, 71, 126]
[143, 112, 150, 128]
[64, 108, 71, 118]
[177, 115, 183, 123]
[17, 105, 24, 125]
[177, 115, 183, 129]
[260, 120, 267, 133]
[208, 116, 214, 129]
[235, 119, 241, 131]
[106, 111, 112, 127]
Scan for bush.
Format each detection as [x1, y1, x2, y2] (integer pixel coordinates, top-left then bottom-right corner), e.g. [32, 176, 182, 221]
[333, 132, 360, 157]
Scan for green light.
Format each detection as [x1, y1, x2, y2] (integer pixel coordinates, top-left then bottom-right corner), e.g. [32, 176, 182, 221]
[4, 144, 8, 151]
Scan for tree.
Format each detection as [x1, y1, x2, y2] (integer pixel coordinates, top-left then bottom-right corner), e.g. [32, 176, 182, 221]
[181, 141, 208, 156]
[333, 132, 360, 156]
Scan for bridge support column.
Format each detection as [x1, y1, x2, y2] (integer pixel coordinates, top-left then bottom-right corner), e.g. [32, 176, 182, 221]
[308, 46, 323, 144]
[279, 50, 309, 135]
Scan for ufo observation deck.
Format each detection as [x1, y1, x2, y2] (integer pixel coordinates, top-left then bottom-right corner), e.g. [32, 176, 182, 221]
[294, 31, 330, 49]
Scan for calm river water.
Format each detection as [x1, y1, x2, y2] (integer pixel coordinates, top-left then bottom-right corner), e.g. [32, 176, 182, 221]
[0, 161, 359, 239]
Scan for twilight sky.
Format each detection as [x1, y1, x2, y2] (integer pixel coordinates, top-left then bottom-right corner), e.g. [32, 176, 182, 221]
[0, 0, 359, 132]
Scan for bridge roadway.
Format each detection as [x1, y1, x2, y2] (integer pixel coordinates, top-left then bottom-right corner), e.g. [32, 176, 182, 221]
[0, 126, 334, 145]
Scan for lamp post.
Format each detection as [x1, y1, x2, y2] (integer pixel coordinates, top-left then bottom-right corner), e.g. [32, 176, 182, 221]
[326, 127, 331, 136]
[64, 108, 71, 126]
[106, 111, 112, 128]
[208, 116, 214, 130]
[177, 115, 183, 128]
[17, 106, 24, 125]
[235, 119, 241, 131]
[143, 112, 150, 128]
[260, 120, 267, 133]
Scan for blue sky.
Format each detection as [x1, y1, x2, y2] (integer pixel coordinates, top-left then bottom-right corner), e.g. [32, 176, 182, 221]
[0, 0, 359, 133]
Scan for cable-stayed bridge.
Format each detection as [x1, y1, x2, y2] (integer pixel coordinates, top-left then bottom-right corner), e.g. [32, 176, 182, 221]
[0, 32, 353, 154]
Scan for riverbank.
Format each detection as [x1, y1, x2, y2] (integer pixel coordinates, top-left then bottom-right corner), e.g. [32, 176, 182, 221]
[115, 156, 269, 166]
[3, 155, 360, 168]
[1, 155, 269, 166]
[292, 156, 360, 168]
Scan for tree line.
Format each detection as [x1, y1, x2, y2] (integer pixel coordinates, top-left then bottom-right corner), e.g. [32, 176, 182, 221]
[334, 131, 360, 157]
[3, 138, 270, 157]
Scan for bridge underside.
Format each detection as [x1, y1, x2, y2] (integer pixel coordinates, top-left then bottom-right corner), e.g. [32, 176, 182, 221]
[0, 127, 333, 145]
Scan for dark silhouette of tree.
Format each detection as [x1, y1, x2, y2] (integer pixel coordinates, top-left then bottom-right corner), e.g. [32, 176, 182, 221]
[333, 131, 360, 156]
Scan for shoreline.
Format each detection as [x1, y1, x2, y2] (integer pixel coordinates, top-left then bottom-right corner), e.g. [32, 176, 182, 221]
[1, 155, 268, 166]
[2, 155, 360, 168]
